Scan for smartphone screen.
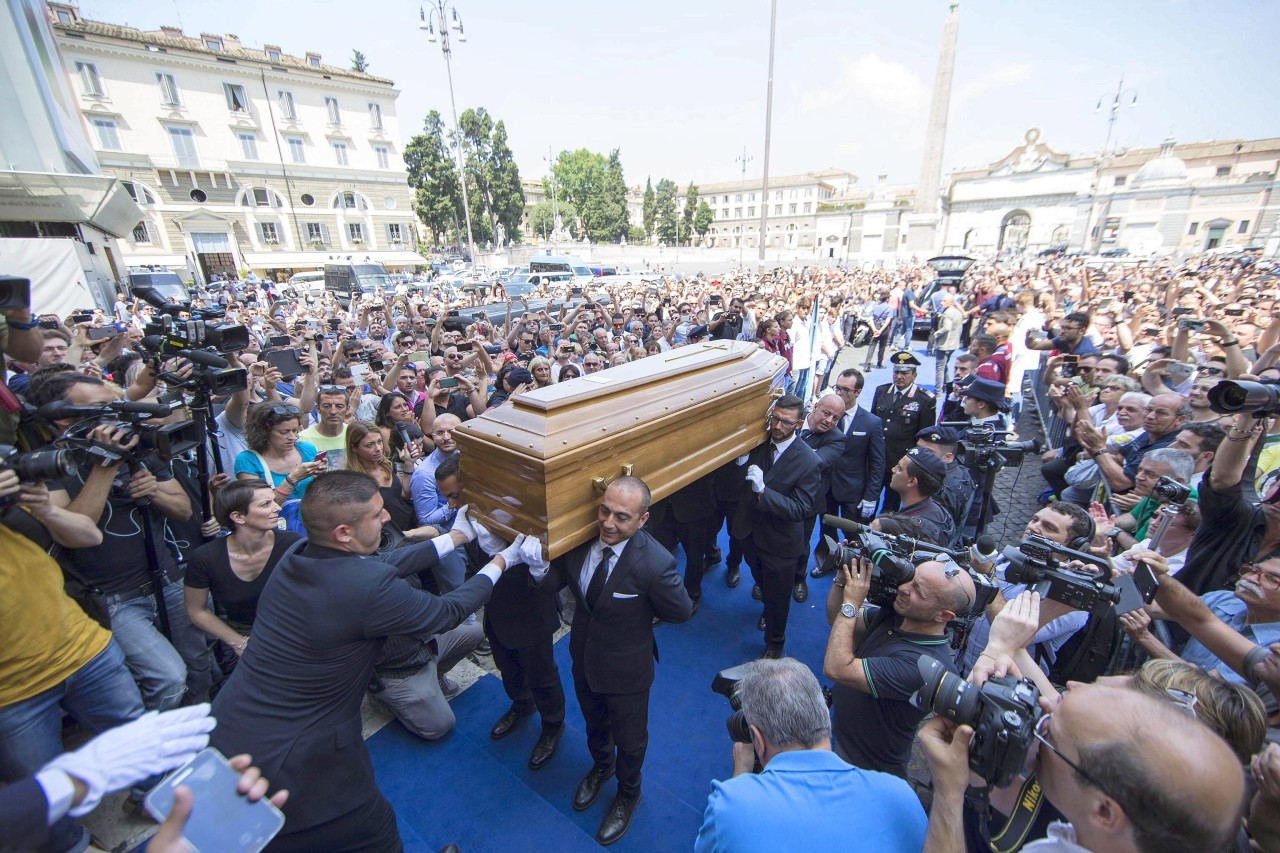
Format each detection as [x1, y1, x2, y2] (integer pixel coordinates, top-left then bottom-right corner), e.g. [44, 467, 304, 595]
[144, 748, 284, 853]
[438, 376, 459, 389]
[264, 348, 304, 379]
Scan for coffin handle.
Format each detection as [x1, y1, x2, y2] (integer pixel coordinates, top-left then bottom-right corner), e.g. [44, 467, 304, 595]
[592, 464, 635, 494]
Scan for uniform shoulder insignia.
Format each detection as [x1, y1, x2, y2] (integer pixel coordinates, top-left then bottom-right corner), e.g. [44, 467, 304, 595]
[920, 388, 935, 399]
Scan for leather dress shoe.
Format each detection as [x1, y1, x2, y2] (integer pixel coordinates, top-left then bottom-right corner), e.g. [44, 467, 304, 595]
[596, 792, 641, 846]
[706, 547, 722, 567]
[528, 725, 563, 770]
[725, 565, 741, 588]
[757, 612, 766, 632]
[573, 765, 615, 811]
[751, 584, 762, 601]
[690, 597, 700, 615]
[793, 581, 808, 603]
[810, 563, 833, 579]
[489, 706, 532, 740]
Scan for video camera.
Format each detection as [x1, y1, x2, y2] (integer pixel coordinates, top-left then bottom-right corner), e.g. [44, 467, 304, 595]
[40, 399, 200, 465]
[1002, 535, 1121, 617]
[913, 655, 1041, 788]
[0, 444, 75, 508]
[1207, 379, 1280, 416]
[941, 421, 1041, 471]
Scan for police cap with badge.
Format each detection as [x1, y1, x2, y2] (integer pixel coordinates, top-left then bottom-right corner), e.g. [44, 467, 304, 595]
[890, 351, 921, 371]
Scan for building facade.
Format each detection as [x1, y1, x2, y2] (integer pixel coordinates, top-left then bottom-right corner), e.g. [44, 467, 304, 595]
[697, 169, 854, 252]
[49, 2, 422, 283]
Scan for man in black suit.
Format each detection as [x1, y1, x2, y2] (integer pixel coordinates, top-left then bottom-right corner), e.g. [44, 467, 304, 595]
[731, 393, 823, 659]
[210, 471, 526, 853]
[792, 394, 847, 603]
[871, 352, 936, 512]
[708, 458, 747, 587]
[528, 476, 692, 846]
[647, 473, 716, 612]
[814, 368, 886, 578]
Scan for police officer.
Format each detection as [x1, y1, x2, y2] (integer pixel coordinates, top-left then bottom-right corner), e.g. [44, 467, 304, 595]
[870, 351, 936, 512]
[914, 425, 974, 532]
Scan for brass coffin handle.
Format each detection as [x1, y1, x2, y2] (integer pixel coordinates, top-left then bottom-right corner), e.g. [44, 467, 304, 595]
[592, 464, 635, 494]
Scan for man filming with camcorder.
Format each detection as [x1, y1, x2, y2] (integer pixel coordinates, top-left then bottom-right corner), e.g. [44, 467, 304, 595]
[33, 372, 210, 710]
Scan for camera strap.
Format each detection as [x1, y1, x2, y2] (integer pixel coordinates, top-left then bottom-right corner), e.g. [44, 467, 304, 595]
[986, 774, 1046, 853]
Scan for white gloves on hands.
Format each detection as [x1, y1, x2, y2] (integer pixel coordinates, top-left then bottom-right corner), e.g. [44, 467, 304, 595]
[745, 465, 765, 494]
[449, 505, 477, 543]
[470, 517, 507, 555]
[858, 500, 877, 519]
[520, 536, 549, 573]
[497, 533, 528, 568]
[45, 704, 216, 817]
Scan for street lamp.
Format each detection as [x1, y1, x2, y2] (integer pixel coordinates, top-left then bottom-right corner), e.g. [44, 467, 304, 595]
[544, 146, 559, 252]
[421, 2, 476, 266]
[1096, 75, 1138, 159]
[735, 147, 752, 270]
[1083, 74, 1138, 252]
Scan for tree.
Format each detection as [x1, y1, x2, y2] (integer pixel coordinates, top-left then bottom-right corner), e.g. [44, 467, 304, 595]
[552, 148, 629, 242]
[487, 121, 525, 244]
[682, 183, 698, 246]
[350, 50, 369, 73]
[403, 111, 461, 244]
[527, 198, 579, 241]
[453, 107, 525, 247]
[694, 201, 714, 240]
[654, 178, 679, 245]
[627, 224, 647, 244]
[642, 177, 656, 240]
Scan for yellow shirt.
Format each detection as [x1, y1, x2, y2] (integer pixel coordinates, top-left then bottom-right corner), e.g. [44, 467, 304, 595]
[0, 525, 110, 707]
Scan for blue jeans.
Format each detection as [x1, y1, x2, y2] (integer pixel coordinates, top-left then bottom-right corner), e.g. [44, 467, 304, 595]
[0, 640, 144, 852]
[896, 315, 915, 348]
[107, 579, 211, 710]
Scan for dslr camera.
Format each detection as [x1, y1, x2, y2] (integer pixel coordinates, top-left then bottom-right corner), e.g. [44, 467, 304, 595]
[0, 445, 75, 508]
[914, 655, 1041, 788]
[711, 663, 754, 744]
[1207, 379, 1280, 416]
[1002, 535, 1121, 617]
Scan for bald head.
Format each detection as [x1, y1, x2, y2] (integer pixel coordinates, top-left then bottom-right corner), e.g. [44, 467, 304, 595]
[808, 395, 846, 433]
[430, 413, 461, 454]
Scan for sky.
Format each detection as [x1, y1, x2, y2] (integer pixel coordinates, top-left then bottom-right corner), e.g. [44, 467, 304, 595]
[84, 0, 1280, 191]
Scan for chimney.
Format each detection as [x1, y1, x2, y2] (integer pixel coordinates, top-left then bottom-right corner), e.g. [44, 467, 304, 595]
[1159, 137, 1177, 157]
[159, 25, 182, 37]
[877, 173, 888, 185]
[223, 33, 241, 49]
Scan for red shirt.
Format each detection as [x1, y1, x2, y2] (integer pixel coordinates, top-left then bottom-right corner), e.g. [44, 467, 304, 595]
[975, 342, 1011, 387]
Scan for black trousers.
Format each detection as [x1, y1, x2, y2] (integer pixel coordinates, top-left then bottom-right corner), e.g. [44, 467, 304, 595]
[652, 512, 713, 600]
[708, 499, 744, 571]
[743, 539, 796, 649]
[1040, 446, 1078, 500]
[795, 514, 821, 582]
[267, 793, 400, 853]
[485, 620, 565, 728]
[572, 668, 650, 798]
[864, 331, 891, 369]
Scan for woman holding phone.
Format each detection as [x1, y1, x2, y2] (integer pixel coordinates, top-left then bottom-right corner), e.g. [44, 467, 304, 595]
[344, 420, 423, 534]
[234, 404, 325, 504]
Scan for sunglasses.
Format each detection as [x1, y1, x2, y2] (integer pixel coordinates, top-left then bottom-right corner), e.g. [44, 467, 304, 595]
[267, 404, 300, 418]
[1199, 367, 1227, 377]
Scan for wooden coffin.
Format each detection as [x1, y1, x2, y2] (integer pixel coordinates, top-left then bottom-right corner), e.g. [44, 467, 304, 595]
[455, 341, 787, 558]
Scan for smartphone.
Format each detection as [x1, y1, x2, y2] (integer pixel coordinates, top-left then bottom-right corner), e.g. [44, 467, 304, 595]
[264, 348, 304, 379]
[369, 359, 386, 372]
[1166, 362, 1194, 382]
[350, 363, 369, 381]
[438, 376, 460, 389]
[144, 748, 285, 853]
[405, 350, 432, 363]
[69, 311, 94, 325]
[550, 322, 564, 332]
[1178, 319, 1207, 332]
[38, 314, 60, 330]
[446, 309, 460, 317]
[454, 341, 474, 351]
[709, 295, 723, 307]
[1171, 306, 1194, 317]
[315, 450, 328, 465]
[267, 335, 291, 349]
[1133, 560, 1160, 604]
[86, 325, 121, 341]
[1224, 307, 1246, 317]
[1060, 354, 1079, 378]
[327, 318, 341, 329]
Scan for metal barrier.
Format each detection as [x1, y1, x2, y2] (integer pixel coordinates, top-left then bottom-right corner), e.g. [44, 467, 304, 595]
[1029, 359, 1071, 450]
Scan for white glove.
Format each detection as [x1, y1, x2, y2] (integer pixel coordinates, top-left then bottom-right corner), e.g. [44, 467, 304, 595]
[497, 533, 528, 569]
[745, 465, 765, 494]
[471, 517, 508, 555]
[45, 704, 216, 817]
[735, 454, 750, 466]
[858, 500, 877, 519]
[520, 535, 549, 573]
[449, 504, 477, 543]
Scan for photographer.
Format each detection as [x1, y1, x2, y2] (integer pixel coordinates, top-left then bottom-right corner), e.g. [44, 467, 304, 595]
[709, 297, 745, 342]
[1071, 392, 1188, 498]
[38, 373, 210, 709]
[1087, 449, 1194, 551]
[823, 545, 975, 779]
[694, 658, 926, 852]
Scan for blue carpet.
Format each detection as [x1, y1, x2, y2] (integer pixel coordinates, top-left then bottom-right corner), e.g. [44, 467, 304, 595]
[366, 527, 844, 853]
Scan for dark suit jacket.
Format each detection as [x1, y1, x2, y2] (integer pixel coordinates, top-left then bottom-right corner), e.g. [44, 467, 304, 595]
[802, 427, 847, 516]
[0, 776, 49, 852]
[730, 438, 823, 556]
[870, 385, 936, 467]
[485, 564, 560, 651]
[210, 542, 494, 833]
[829, 406, 886, 505]
[543, 529, 691, 695]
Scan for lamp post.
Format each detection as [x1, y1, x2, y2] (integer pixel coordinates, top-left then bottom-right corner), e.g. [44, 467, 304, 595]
[420, 2, 476, 267]
[755, 0, 778, 273]
[544, 146, 559, 252]
[735, 146, 753, 270]
[1083, 75, 1137, 252]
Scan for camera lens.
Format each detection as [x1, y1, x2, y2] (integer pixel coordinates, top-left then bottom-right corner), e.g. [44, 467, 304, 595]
[11, 448, 75, 482]
[915, 656, 982, 726]
[726, 710, 752, 744]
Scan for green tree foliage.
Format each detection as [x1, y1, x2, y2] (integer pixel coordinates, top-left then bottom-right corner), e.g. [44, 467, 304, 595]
[693, 201, 714, 238]
[527, 198, 579, 240]
[351, 50, 369, 72]
[551, 148, 629, 242]
[654, 178, 679, 244]
[455, 108, 525, 246]
[642, 177, 656, 240]
[682, 184, 698, 246]
[627, 224, 647, 244]
[403, 111, 461, 244]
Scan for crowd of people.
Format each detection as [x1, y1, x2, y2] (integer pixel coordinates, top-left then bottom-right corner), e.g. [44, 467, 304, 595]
[3, 247, 1280, 852]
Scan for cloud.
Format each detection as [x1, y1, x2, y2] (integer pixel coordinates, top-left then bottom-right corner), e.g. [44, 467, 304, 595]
[956, 62, 1033, 107]
[800, 53, 929, 116]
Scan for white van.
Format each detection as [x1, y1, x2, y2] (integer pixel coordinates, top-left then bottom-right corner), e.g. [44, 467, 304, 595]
[287, 270, 325, 299]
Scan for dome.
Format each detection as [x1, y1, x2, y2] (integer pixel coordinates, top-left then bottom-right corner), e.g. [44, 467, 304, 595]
[1132, 138, 1188, 186]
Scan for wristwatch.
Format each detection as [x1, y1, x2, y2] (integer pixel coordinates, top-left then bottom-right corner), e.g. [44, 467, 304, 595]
[840, 603, 859, 619]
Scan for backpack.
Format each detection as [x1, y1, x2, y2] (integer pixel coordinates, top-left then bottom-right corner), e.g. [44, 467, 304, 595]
[1039, 604, 1122, 685]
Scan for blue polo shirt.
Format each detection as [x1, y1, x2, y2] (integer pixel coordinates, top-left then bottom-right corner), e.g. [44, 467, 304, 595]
[694, 750, 926, 853]
[1050, 335, 1099, 356]
[1181, 591, 1280, 686]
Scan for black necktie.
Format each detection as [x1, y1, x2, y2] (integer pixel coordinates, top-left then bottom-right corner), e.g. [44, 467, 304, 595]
[586, 547, 613, 608]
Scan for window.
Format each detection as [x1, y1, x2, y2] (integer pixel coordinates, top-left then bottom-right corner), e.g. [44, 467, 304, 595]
[1239, 220, 1251, 234]
[386, 223, 404, 243]
[205, 37, 223, 51]
[347, 222, 364, 242]
[238, 132, 259, 160]
[803, 203, 812, 213]
[774, 204, 782, 215]
[775, 191, 782, 200]
[789, 203, 797, 214]
[257, 221, 279, 243]
[244, 187, 281, 208]
[374, 145, 390, 169]
[305, 222, 329, 243]
[74, 61, 103, 97]
[132, 222, 151, 243]
[306, 53, 321, 68]
[735, 194, 742, 202]
[722, 195, 728, 204]
[1217, 166, 1231, 178]
[266, 48, 281, 62]
[368, 103, 383, 129]
[56, 8, 72, 22]
[157, 73, 181, 107]
[286, 137, 305, 163]
[1188, 222, 1199, 235]
[747, 206, 755, 217]
[722, 208, 729, 219]
[122, 181, 155, 205]
[300, 193, 314, 206]
[324, 97, 341, 125]
[335, 191, 364, 210]
[276, 90, 296, 120]
[332, 141, 349, 166]
[91, 118, 121, 151]
[1114, 175, 1127, 187]
[224, 83, 249, 113]
[749, 193, 756, 201]
[789, 190, 797, 199]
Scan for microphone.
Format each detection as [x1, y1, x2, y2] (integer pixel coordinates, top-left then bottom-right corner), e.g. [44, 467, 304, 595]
[175, 348, 230, 369]
[36, 401, 107, 421]
[970, 534, 999, 565]
[821, 513, 865, 538]
[112, 400, 175, 417]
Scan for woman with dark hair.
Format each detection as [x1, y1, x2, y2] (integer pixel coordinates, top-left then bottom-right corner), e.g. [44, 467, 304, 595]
[557, 362, 582, 382]
[184, 478, 302, 668]
[345, 420, 420, 532]
[374, 390, 414, 451]
[234, 403, 325, 504]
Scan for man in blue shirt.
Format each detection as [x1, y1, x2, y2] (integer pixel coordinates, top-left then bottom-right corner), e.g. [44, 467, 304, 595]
[1177, 560, 1280, 686]
[695, 658, 926, 853]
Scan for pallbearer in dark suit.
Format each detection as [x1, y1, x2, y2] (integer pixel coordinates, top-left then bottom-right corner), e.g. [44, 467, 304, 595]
[527, 477, 692, 847]
[730, 394, 823, 659]
[793, 394, 847, 602]
[708, 458, 747, 587]
[210, 471, 525, 853]
[870, 351, 936, 512]
[646, 472, 716, 612]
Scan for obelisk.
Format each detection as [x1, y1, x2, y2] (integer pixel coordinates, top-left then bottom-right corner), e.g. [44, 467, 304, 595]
[905, 2, 959, 252]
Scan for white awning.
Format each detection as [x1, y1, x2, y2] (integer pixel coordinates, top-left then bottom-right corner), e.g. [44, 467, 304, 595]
[0, 171, 141, 237]
[242, 250, 429, 269]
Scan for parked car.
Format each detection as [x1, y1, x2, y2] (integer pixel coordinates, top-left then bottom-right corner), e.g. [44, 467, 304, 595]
[1099, 246, 1130, 258]
[1037, 243, 1068, 258]
[913, 255, 976, 339]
